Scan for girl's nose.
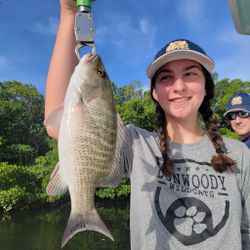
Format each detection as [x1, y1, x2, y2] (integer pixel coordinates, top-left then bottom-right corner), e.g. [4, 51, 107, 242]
[172, 78, 187, 92]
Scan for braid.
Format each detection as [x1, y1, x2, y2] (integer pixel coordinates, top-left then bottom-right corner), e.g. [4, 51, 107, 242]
[155, 104, 174, 175]
[151, 73, 174, 175]
[200, 67, 236, 172]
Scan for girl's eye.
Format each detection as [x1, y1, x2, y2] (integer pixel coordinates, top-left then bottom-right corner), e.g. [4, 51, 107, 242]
[184, 71, 201, 80]
[158, 74, 172, 81]
[185, 71, 196, 76]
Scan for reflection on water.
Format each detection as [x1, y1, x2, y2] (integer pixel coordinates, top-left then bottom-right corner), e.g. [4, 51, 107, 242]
[0, 199, 130, 250]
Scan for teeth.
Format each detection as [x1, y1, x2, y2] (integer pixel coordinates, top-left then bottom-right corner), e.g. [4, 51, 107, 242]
[171, 97, 189, 103]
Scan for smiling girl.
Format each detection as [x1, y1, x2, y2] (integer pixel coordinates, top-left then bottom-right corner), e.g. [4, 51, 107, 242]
[44, 1, 250, 249]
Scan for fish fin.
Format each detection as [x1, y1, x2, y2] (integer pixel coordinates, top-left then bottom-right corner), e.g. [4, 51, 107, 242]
[61, 209, 114, 248]
[44, 104, 64, 140]
[99, 114, 128, 187]
[46, 162, 68, 196]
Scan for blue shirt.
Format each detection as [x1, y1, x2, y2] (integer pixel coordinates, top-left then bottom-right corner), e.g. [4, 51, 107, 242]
[242, 135, 250, 149]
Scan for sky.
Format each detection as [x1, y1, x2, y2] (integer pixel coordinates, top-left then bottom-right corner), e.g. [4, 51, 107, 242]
[1, 0, 250, 95]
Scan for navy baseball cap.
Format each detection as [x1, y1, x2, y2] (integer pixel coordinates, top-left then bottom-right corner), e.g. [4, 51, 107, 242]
[147, 39, 215, 79]
[224, 91, 250, 116]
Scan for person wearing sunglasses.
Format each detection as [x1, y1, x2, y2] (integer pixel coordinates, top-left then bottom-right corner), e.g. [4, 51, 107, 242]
[224, 91, 250, 149]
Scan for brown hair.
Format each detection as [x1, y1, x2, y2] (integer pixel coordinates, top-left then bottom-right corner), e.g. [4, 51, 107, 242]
[151, 65, 236, 175]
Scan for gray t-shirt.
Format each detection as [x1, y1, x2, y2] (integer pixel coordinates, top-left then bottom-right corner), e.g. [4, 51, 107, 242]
[122, 125, 250, 250]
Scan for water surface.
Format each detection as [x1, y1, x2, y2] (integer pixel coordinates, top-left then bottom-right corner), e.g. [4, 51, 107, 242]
[0, 199, 130, 250]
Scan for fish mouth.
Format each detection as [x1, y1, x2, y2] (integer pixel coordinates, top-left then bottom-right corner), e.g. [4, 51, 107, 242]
[85, 52, 98, 62]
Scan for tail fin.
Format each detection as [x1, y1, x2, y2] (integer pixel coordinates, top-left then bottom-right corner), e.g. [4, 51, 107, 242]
[61, 209, 114, 248]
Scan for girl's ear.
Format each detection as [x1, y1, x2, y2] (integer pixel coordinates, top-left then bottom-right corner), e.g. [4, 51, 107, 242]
[152, 88, 158, 102]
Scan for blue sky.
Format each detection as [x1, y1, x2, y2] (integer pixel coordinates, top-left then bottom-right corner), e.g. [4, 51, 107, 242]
[1, 0, 250, 95]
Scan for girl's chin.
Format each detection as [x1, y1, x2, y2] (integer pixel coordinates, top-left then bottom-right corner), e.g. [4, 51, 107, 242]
[167, 111, 195, 120]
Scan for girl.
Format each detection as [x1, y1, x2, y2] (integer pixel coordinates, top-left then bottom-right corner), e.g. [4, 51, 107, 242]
[45, 1, 250, 249]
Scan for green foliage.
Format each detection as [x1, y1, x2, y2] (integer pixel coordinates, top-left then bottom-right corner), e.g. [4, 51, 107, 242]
[0, 163, 32, 190]
[219, 128, 240, 140]
[113, 80, 143, 105]
[96, 178, 131, 199]
[0, 186, 29, 213]
[0, 139, 61, 214]
[114, 81, 156, 131]
[0, 81, 49, 165]
[0, 162, 40, 213]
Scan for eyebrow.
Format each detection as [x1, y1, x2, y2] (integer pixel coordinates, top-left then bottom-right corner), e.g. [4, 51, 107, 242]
[156, 64, 202, 76]
[158, 65, 201, 75]
[185, 65, 202, 71]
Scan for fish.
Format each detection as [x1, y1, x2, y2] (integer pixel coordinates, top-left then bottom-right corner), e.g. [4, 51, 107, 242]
[44, 53, 126, 248]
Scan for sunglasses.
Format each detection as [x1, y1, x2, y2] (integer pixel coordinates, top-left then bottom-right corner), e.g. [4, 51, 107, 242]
[226, 111, 250, 121]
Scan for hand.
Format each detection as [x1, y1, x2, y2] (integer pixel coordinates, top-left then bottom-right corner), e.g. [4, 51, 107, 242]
[60, 0, 77, 14]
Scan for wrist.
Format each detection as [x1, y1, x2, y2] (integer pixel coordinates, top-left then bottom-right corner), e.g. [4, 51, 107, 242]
[60, 5, 77, 17]
[60, 9, 76, 22]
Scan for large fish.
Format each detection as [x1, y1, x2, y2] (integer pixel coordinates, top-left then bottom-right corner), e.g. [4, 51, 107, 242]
[44, 53, 126, 248]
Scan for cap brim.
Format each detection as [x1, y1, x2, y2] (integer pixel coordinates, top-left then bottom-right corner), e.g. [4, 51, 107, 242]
[223, 108, 250, 117]
[147, 50, 215, 79]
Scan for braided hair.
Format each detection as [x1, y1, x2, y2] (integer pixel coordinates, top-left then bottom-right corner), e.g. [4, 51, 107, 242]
[151, 65, 236, 175]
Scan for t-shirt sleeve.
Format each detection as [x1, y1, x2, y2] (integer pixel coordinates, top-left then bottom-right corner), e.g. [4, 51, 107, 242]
[120, 124, 158, 178]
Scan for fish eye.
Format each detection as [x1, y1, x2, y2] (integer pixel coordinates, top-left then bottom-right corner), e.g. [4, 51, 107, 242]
[97, 66, 106, 77]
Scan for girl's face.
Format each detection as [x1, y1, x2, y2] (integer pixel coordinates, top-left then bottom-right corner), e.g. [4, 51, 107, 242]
[152, 59, 206, 122]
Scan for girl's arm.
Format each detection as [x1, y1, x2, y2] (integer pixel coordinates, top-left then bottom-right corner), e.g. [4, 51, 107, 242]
[44, 0, 78, 138]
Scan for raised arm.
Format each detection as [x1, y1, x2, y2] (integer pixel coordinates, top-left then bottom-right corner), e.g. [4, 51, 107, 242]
[45, 0, 78, 138]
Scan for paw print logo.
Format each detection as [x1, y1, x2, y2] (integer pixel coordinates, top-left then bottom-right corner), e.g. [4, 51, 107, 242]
[154, 187, 230, 246]
[174, 206, 207, 236]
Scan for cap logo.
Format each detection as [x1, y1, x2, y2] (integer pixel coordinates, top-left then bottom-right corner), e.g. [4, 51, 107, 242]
[166, 40, 189, 53]
[231, 96, 242, 106]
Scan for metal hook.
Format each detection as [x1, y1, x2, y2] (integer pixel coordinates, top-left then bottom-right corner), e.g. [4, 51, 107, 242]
[75, 43, 96, 60]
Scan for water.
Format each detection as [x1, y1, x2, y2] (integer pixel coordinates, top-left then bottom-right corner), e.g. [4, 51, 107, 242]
[0, 199, 130, 250]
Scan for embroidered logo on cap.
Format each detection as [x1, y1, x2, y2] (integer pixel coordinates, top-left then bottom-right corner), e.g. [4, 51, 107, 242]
[231, 96, 242, 106]
[166, 40, 189, 53]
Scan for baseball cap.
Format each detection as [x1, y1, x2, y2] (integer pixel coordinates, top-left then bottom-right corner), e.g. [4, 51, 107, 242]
[147, 39, 215, 79]
[224, 91, 250, 116]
